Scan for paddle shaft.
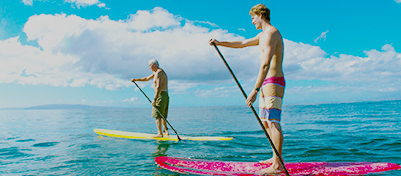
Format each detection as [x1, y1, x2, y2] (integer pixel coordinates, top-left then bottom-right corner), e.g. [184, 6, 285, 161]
[213, 43, 290, 176]
[132, 81, 182, 141]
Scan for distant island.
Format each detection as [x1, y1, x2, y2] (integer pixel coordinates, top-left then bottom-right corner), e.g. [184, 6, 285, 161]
[24, 104, 104, 110]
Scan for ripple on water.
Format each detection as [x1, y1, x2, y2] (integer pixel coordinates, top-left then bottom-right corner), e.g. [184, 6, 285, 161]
[32, 142, 59, 147]
[379, 141, 401, 148]
[35, 155, 57, 161]
[15, 139, 35, 142]
[301, 147, 341, 157]
[80, 144, 101, 150]
[0, 147, 33, 159]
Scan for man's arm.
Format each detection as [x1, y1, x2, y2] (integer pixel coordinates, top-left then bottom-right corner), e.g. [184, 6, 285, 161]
[209, 33, 260, 48]
[131, 73, 155, 82]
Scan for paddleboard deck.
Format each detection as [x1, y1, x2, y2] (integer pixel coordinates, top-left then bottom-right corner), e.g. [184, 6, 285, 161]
[94, 129, 233, 141]
[155, 156, 401, 176]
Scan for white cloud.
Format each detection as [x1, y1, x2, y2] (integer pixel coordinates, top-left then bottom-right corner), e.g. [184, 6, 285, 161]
[314, 30, 329, 43]
[70, 78, 88, 87]
[289, 42, 398, 82]
[283, 41, 401, 97]
[22, 0, 106, 8]
[378, 87, 398, 93]
[122, 97, 137, 103]
[168, 80, 199, 94]
[0, 35, 131, 90]
[194, 86, 239, 98]
[97, 3, 106, 8]
[7, 7, 256, 91]
[193, 20, 219, 28]
[396, 0, 401, 3]
[127, 7, 181, 31]
[22, 0, 33, 6]
[65, 0, 106, 8]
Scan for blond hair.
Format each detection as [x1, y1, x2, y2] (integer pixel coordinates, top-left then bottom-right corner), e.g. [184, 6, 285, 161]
[249, 4, 270, 21]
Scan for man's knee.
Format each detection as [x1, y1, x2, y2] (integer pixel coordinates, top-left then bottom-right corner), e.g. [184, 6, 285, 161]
[268, 121, 281, 128]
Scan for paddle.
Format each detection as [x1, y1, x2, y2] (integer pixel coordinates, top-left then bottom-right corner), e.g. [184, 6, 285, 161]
[212, 43, 290, 176]
[132, 81, 182, 141]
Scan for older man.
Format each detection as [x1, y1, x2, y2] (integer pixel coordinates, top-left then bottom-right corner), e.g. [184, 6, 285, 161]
[131, 59, 169, 138]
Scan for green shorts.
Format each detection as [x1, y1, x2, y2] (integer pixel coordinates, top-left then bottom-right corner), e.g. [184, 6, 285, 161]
[152, 91, 169, 119]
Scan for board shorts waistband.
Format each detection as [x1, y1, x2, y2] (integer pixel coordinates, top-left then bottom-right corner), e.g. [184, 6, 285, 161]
[262, 77, 285, 88]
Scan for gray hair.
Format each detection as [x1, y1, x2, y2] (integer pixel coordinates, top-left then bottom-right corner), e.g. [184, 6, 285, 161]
[148, 59, 159, 66]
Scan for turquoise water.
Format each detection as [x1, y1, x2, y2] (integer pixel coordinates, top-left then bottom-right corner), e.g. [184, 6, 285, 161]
[1, 100, 401, 175]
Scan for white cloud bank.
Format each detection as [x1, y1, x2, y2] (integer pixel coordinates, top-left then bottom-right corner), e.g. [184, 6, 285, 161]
[1, 7, 254, 91]
[1, 7, 401, 100]
[284, 41, 401, 100]
[21, 0, 106, 8]
[284, 41, 401, 83]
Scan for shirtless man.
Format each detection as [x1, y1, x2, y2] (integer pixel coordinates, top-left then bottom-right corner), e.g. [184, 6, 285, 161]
[131, 59, 169, 138]
[209, 4, 285, 174]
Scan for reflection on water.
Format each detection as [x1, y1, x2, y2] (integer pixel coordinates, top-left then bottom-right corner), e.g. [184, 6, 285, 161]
[152, 142, 180, 176]
[152, 141, 171, 157]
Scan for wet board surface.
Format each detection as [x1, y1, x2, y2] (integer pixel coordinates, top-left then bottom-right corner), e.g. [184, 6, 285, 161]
[155, 156, 401, 176]
[93, 129, 233, 141]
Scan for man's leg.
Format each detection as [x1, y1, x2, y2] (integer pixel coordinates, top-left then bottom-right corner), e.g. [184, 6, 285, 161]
[258, 91, 277, 164]
[258, 121, 284, 174]
[258, 78, 286, 174]
[260, 121, 275, 163]
[162, 119, 169, 136]
[154, 117, 163, 137]
[163, 94, 169, 136]
[152, 104, 163, 137]
[269, 121, 284, 163]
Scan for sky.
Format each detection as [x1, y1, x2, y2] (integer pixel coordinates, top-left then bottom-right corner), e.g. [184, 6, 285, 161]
[0, 0, 401, 108]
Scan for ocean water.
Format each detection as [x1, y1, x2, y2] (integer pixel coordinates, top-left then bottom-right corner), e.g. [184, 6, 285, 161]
[1, 100, 401, 175]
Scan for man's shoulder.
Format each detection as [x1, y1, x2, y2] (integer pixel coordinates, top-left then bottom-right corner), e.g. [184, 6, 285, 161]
[263, 27, 279, 35]
[264, 27, 282, 42]
[156, 69, 167, 76]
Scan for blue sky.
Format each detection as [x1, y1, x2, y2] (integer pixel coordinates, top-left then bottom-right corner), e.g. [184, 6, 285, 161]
[0, 0, 401, 108]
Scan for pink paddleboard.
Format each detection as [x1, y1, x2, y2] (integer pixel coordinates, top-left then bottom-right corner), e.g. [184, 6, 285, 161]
[155, 156, 401, 176]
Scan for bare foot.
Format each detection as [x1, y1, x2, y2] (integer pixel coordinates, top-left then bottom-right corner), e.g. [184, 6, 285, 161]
[259, 158, 274, 164]
[153, 134, 163, 138]
[164, 130, 169, 136]
[257, 164, 283, 175]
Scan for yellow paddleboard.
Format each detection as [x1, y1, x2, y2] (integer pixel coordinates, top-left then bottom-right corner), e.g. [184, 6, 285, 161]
[94, 129, 233, 141]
